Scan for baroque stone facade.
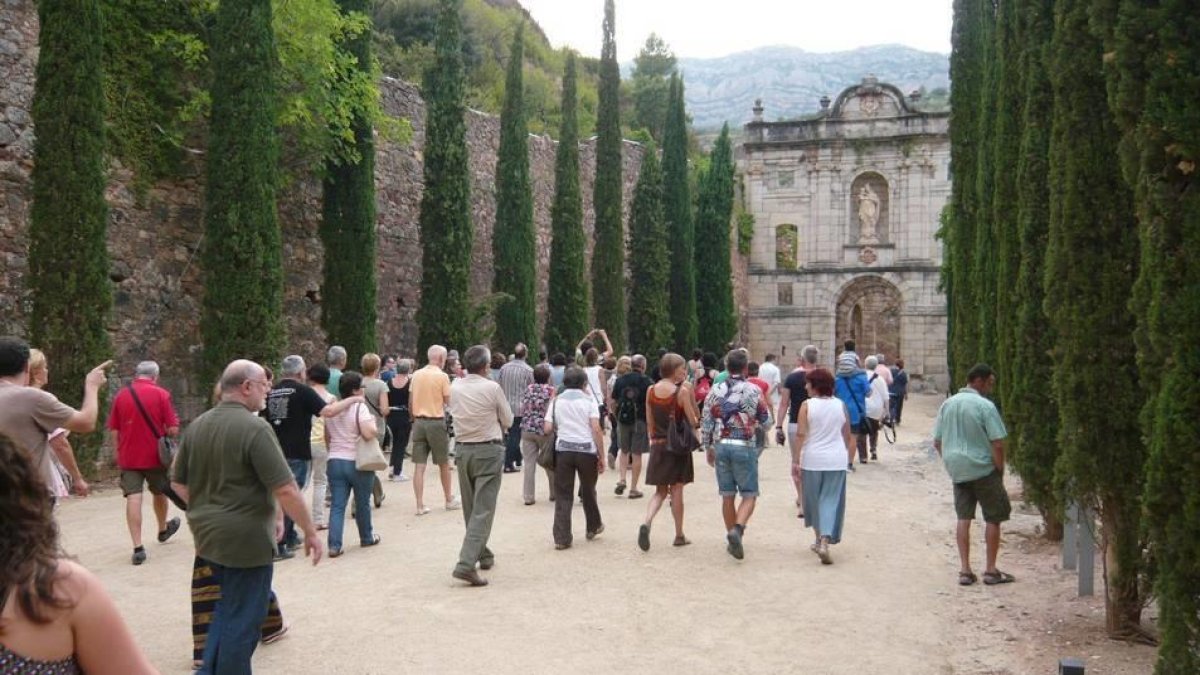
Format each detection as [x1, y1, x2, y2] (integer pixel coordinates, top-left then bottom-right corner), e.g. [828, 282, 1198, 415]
[0, 0, 642, 419]
[738, 76, 949, 389]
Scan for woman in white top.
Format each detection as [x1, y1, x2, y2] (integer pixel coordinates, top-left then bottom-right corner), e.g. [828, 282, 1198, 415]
[863, 355, 890, 461]
[544, 367, 606, 549]
[324, 371, 382, 557]
[790, 368, 854, 565]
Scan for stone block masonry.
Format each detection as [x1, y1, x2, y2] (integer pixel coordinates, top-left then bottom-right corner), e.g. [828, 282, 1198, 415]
[0, 0, 644, 420]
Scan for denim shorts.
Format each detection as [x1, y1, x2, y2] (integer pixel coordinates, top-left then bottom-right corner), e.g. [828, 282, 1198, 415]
[715, 441, 759, 497]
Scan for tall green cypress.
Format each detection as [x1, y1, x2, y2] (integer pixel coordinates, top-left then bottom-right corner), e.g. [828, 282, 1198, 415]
[543, 53, 589, 357]
[694, 123, 736, 354]
[1045, 0, 1145, 639]
[627, 141, 671, 355]
[200, 0, 285, 384]
[662, 74, 697, 352]
[591, 0, 627, 353]
[320, 0, 377, 364]
[28, 0, 111, 466]
[990, 0, 1021, 409]
[943, 0, 988, 385]
[1006, 0, 1061, 540]
[970, 0, 998, 370]
[491, 25, 537, 353]
[1104, 0, 1200, 665]
[416, 0, 473, 355]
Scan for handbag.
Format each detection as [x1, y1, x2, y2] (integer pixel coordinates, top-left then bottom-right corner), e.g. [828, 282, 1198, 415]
[537, 398, 557, 470]
[354, 404, 389, 472]
[363, 393, 394, 450]
[666, 384, 700, 455]
[126, 383, 177, 468]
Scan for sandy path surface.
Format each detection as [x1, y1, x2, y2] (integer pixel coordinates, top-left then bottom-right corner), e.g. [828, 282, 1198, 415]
[55, 394, 1156, 674]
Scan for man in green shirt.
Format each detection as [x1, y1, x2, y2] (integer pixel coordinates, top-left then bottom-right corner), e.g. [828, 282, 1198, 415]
[933, 363, 1013, 587]
[172, 359, 324, 673]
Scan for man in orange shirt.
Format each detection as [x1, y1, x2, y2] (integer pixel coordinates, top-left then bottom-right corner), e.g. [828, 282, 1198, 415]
[409, 345, 460, 515]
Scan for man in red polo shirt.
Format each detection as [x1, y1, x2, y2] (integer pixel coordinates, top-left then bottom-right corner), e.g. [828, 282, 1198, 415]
[108, 360, 182, 565]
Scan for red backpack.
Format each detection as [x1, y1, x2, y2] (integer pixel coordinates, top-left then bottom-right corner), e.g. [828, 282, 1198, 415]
[694, 373, 713, 404]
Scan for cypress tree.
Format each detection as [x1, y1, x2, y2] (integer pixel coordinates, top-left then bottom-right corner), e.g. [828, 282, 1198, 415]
[200, 0, 285, 384]
[28, 0, 111, 466]
[1006, 0, 1061, 540]
[627, 141, 671, 355]
[591, 0, 627, 353]
[989, 0, 1021, 409]
[662, 74, 697, 352]
[416, 0, 474, 355]
[1045, 0, 1145, 639]
[320, 0, 377, 364]
[694, 123, 737, 354]
[491, 25, 537, 353]
[1104, 0, 1200, 664]
[970, 0, 998, 370]
[943, 0, 988, 385]
[543, 53, 589, 357]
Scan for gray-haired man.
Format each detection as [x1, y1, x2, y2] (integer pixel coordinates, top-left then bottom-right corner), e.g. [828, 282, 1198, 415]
[448, 345, 513, 586]
[264, 355, 361, 559]
[326, 345, 348, 399]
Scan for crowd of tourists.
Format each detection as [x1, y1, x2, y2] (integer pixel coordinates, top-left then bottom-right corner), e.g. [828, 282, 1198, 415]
[0, 329, 1015, 673]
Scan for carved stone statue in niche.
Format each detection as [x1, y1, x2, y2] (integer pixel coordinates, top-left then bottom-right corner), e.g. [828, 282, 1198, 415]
[857, 184, 881, 243]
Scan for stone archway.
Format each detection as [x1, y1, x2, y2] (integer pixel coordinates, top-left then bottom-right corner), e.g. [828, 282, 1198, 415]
[835, 276, 903, 363]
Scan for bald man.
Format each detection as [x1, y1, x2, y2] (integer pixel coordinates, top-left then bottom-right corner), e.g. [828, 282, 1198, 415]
[172, 360, 323, 674]
[409, 345, 460, 515]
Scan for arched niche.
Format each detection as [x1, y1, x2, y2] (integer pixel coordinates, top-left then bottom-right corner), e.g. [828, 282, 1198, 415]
[849, 172, 889, 245]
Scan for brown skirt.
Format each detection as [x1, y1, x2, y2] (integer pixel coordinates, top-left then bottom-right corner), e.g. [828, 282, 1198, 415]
[644, 441, 695, 486]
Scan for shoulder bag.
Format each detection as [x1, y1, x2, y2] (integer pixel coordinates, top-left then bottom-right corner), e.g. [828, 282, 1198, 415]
[127, 383, 177, 468]
[354, 404, 389, 472]
[362, 390, 394, 451]
[537, 397, 558, 470]
[666, 384, 701, 455]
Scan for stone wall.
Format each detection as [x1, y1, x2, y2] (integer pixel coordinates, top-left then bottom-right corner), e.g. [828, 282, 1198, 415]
[0, 0, 645, 420]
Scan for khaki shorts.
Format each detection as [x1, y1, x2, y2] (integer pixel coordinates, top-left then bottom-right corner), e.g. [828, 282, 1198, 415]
[953, 470, 1012, 523]
[617, 420, 648, 455]
[121, 467, 170, 498]
[411, 418, 450, 465]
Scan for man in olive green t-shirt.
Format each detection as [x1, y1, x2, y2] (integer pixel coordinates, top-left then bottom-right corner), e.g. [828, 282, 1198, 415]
[172, 359, 324, 673]
[933, 363, 1013, 587]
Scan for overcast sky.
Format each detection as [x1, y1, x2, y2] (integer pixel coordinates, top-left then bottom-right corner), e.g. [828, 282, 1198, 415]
[518, 0, 953, 61]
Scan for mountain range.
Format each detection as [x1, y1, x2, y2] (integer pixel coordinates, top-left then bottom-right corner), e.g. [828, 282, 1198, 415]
[661, 44, 951, 130]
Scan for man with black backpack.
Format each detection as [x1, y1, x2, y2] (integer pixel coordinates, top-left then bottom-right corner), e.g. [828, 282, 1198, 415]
[611, 354, 653, 499]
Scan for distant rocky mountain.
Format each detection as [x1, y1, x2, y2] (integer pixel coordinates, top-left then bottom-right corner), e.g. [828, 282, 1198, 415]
[661, 44, 950, 130]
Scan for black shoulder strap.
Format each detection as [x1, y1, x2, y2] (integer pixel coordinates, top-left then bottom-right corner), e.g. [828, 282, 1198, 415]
[126, 383, 164, 439]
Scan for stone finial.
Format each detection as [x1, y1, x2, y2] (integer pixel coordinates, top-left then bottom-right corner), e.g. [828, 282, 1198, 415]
[819, 95, 831, 111]
[909, 89, 922, 103]
[862, 74, 878, 86]
[752, 98, 764, 122]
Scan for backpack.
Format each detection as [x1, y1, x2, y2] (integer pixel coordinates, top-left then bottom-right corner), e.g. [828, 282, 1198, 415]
[694, 374, 713, 404]
[617, 382, 639, 425]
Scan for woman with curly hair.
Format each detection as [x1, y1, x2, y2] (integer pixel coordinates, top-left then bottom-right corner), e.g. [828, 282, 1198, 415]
[0, 433, 155, 673]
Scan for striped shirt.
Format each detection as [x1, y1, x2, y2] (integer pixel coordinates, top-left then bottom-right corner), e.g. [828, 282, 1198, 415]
[498, 358, 534, 414]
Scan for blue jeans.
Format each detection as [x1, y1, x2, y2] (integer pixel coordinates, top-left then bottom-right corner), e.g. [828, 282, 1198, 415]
[198, 561, 273, 675]
[715, 441, 760, 497]
[327, 459, 374, 552]
[281, 459, 309, 550]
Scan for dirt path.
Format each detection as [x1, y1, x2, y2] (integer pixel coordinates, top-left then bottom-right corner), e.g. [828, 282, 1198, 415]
[55, 394, 1155, 674]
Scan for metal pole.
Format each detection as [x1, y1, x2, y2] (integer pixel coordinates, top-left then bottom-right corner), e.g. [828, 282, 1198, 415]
[1078, 506, 1096, 597]
[1062, 502, 1077, 571]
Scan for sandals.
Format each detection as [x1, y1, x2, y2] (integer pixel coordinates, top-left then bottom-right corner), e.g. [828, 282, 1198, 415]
[416, 506, 431, 516]
[672, 535, 691, 547]
[983, 570, 1016, 585]
[958, 571, 978, 586]
[628, 490, 644, 499]
[637, 524, 651, 552]
[614, 481, 626, 496]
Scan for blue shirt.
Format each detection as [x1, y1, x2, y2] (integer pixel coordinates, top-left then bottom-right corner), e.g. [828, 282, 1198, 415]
[933, 387, 1008, 483]
[834, 372, 870, 425]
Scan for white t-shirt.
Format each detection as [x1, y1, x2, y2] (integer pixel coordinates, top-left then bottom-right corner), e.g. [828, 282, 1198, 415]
[759, 361, 782, 403]
[547, 390, 600, 454]
[866, 372, 889, 420]
[584, 366, 605, 406]
[802, 397, 850, 472]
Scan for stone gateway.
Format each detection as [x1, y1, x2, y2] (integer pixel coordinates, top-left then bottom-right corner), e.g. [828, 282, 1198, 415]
[738, 76, 949, 390]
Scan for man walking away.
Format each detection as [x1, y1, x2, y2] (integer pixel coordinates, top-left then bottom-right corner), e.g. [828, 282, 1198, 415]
[612, 355, 653, 499]
[498, 343, 534, 473]
[863, 356, 890, 461]
[776, 345, 818, 515]
[834, 357, 871, 465]
[448, 346, 513, 587]
[933, 363, 1014, 587]
[107, 360, 182, 565]
[700, 350, 770, 560]
[888, 359, 909, 425]
[171, 360, 324, 674]
[758, 354, 782, 438]
[409, 345, 460, 515]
